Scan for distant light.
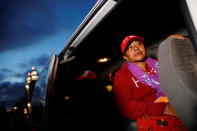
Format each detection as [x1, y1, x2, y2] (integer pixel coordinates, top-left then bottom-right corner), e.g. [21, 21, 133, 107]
[28, 72, 31, 77]
[26, 72, 32, 84]
[65, 96, 70, 100]
[25, 84, 30, 90]
[13, 106, 17, 110]
[32, 66, 35, 71]
[26, 76, 32, 84]
[105, 85, 113, 92]
[31, 70, 37, 76]
[27, 103, 31, 113]
[24, 108, 28, 114]
[31, 70, 39, 81]
[31, 67, 39, 81]
[27, 103, 31, 107]
[97, 57, 110, 63]
[32, 75, 39, 81]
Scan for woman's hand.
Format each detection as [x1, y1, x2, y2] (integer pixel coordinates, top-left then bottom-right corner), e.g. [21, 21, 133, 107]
[167, 34, 185, 40]
[165, 103, 177, 116]
[154, 96, 177, 116]
[154, 96, 169, 103]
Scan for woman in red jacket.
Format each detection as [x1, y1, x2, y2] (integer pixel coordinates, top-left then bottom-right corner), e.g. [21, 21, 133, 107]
[113, 35, 186, 131]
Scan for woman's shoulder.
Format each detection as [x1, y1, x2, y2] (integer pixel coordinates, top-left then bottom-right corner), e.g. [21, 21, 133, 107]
[115, 63, 132, 78]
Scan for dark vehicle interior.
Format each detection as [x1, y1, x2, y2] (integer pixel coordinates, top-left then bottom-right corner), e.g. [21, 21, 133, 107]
[30, 0, 197, 131]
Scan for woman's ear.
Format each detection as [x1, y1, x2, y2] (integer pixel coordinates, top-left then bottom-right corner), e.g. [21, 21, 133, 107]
[123, 55, 128, 61]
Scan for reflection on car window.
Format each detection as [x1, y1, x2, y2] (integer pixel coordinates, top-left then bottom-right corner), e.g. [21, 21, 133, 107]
[30, 57, 51, 127]
[31, 60, 50, 106]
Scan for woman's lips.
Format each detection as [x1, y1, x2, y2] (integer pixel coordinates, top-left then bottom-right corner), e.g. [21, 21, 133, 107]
[134, 51, 142, 56]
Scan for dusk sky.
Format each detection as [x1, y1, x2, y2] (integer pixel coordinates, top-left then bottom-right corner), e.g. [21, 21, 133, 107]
[0, 0, 97, 110]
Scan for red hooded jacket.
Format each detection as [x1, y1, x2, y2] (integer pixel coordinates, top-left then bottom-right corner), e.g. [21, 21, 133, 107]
[113, 63, 165, 120]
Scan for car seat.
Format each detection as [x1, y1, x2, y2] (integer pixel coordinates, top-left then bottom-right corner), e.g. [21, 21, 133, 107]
[158, 37, 197, 130]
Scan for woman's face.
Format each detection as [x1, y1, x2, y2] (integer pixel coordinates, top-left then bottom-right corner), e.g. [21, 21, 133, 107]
[123, 40, 146, 63]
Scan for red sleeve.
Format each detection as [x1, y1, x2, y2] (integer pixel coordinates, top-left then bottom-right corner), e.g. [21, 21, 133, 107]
[113, 70, 165, 120]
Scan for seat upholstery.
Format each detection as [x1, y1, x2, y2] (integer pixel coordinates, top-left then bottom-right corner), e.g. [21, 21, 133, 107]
[158, 38, 197, 130]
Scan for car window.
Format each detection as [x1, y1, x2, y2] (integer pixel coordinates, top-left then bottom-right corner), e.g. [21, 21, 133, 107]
[30, 53, 56, 130]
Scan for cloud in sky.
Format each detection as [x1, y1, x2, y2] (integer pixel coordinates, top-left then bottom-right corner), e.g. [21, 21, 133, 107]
[0, 0, 55, 51]
[0, 68, 13, 73]
[0, 0, 96, 52]
[29, 54, 50, 67]
[0, 54, 50, 82]
[0, 68, 15, 83]
[0, 81, 25, 109]
[0, 69, 24, 84]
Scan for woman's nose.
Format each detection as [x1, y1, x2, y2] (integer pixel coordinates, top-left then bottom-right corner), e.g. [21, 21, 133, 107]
[134, 47, 139, 51]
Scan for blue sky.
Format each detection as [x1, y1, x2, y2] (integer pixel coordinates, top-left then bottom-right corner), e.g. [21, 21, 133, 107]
[0, 0, 97, 109]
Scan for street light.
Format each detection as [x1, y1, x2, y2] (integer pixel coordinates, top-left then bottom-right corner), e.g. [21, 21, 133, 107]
[24, 67, 39, 119]
[31, 66, 39, 81]
[26, 72, 32, 84]
[27, 103, 31, 113]
[25, 83, 30, 105]
[25, 84, 30, 90]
